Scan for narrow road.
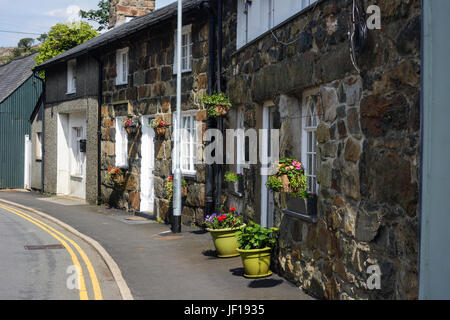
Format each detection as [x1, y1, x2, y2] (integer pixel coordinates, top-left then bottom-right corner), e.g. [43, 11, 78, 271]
[0, 202, 122, 300]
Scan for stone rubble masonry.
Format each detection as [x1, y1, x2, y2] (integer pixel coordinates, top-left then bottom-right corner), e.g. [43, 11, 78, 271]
[222, 0, 421, 300]
[100, 12, 209, 226]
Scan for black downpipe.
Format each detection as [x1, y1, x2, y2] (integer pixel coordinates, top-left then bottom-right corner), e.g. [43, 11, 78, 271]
[33, 73, 46, 193]
[215, 0, 224, 209]
[205, 0, 216, 215]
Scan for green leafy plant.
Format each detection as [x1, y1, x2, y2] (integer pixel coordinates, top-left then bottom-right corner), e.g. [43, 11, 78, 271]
[106, 167, 124, 186]
[200, 92, 232, 107]
[79, 0, 110, 31]
[165, 175, 188, 201]
[204, 206, 243, 230]
[235, 222, 278, 250]
[35, 22, 98, 76]
[150, 119, 167, 128]
[266, 157, 308, 198]
[201, 92, 232, 118]
[224, 171, 243, 182]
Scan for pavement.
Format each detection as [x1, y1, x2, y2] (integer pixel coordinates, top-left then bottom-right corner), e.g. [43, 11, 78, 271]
[0, 190, 314, 300]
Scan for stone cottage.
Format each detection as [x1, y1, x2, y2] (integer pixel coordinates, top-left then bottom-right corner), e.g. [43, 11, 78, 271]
[221, 0, 421, 300]
[35, 0, 217, 225]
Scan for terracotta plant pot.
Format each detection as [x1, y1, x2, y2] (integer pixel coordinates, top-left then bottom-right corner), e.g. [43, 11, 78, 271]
[207, 225, 246, 258]
[237, 247, 273, 278]
[215, 104, 229, 116]
[110, 174, 125, 188]
[125, 125, 137, 136]
[280, 174, 293, 193]
[155, 127, 166, 136]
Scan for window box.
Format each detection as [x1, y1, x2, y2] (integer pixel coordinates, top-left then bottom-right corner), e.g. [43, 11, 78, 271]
[286, 195, 318, 217]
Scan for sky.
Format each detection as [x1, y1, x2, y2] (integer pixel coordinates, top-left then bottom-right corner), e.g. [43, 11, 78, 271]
[0, 0, 177, 47]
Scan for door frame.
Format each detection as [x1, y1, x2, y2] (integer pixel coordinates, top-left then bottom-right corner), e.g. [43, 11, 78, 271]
[260, 101, 276, 228]
[140, 116, 155, 213]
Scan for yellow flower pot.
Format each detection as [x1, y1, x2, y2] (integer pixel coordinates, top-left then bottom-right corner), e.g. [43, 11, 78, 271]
[207, 225, 245, 258]
[236, 247, 273, 278]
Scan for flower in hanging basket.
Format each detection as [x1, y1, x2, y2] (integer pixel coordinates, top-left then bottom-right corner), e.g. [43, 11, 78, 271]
[265, 157, 308, 198]
[107, 167, 125, 187]
[201, 92, 232, 118]
[123, 118, 138, 135]
[150, 119, 167, 136]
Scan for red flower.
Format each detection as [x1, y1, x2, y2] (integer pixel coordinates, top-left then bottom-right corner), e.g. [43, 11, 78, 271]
[217, 214, 227, 222]
[168, 176, 174, 182]
[230, 206, 236, 212]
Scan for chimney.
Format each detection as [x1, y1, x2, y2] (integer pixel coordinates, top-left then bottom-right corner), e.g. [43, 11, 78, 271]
[109, 0, 156, 28]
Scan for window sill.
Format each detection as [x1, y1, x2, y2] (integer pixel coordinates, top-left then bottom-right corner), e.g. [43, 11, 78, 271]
[282, 209, 318, 224]
[66, 91, 76, 95]
[173, 69, 192, 75]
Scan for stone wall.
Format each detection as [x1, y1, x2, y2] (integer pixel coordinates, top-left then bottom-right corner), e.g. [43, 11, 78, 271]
[223, 0, 421, 299]
[100, 14, 210, 225]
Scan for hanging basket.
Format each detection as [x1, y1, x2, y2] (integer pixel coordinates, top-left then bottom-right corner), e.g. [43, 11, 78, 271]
[155, 127, 166, 136]
[280, 174, 294, 193]
[125, 124, 138, 136]
[215, 104, 229, 116]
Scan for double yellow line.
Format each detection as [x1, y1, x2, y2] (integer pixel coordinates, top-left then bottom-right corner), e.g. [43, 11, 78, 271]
[0, 203, 103, 300]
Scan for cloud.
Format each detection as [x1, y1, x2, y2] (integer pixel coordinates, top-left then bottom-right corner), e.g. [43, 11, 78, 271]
[46, 5, 81, 22]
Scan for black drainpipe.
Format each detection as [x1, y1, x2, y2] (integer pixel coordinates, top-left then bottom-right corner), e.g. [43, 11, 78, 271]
[205, 0, 216, 215]
[215, 0, 224, 209]
[33, 73, 46, 193]
[91, 53, 103, 205]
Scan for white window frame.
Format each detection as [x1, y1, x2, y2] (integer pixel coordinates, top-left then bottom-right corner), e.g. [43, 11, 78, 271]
[173, 24, 193, 74]
[70, 127, 83, 177]
[237, 0, 318, 49]
[67, 59, 76, 94]
[301, 97, 319, 193]
[172, 111, 197, 176]
[115, 117, 129, 169]
[116, 47, 129, 85]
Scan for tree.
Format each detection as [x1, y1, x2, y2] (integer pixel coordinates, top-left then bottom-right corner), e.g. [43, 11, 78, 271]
[37, 33, 48, 43]
[18, 38, 35, 51]
[35, 22, 98, 68]
[79, 0, 110, 31]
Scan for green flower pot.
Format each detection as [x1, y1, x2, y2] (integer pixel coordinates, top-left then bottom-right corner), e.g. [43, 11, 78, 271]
[207, 225, 245, 258]
[236, 247, 273, 278]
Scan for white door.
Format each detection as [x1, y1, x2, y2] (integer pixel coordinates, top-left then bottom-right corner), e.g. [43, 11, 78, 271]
[140, 117, 155, 213]
[261, 104, 276, 228]
[24, 135, 31, 189]
[66, 112, 87, 199]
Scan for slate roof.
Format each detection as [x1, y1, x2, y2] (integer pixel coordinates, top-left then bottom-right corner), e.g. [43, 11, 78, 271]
[35, 0, 205, 71]
[0, 52, 39, 104]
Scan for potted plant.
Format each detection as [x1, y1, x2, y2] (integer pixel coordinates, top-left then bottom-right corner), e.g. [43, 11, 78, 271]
[266, 158, 308, 198]
[106, 167, 125, 188]
[236, 222, 278, 278]
[165, 175, 188, 201]
[150, 118, 167, 136]
[225, 171, 244, 195]
[205, 206, 245, 258]
[201, 92, 232, 118]
[123, 118, 138, 136]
